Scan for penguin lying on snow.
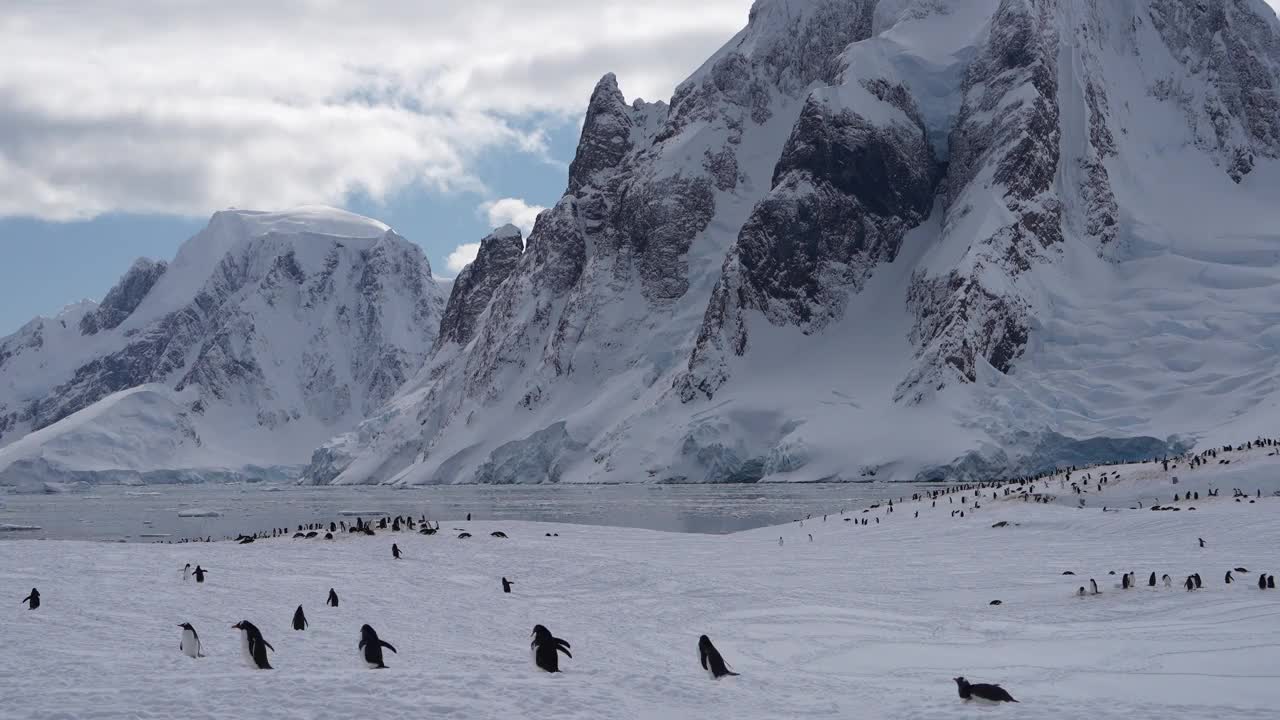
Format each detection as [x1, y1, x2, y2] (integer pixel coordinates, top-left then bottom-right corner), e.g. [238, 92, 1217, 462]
[21, 588, 39, 610]
[358, 625, 397, 669]
[698, 635, 739, 678]
[293, 605, 308, 631]
[1225, 571, 1234, 584]
[531, 624, 572, 673]
[491, 531, 508, 538]
[232, 621, 274, 669]
[954, 676, 1018, 703]
[179, 623, 203, 658]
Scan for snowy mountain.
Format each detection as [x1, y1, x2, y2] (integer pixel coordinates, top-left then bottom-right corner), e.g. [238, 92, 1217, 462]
[0, 206, 446, 487]
[306, 0, 1280, 486]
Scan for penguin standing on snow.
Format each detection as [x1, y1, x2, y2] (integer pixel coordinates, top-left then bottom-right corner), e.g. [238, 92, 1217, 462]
[193, 566, 207, 584]
[1185, 576, 1196, 591]
[21, 588, 39, 610]
[530, 624, 572, 673]
[954, 676, 1018, 703]
[327, 588, 339, 607]
[1163, 574, 1172, 588]
[1090, 579, 1100, 595]
[292, 605, 308, 631]
[502, 577, 513, 594]
[179, 623, 203, 658]
[182, 563, 192, 582]
[1199, 538, 1205, 548]
[1193, 573, 1202, 589]
[1270, 575, 1276, 589]
[358, 624, 397, 669]
[392, 543, 402, 560]
[1122, 573, 1131, 590]
[1225, 571, 1234, 584]
[1148, 572, 1156, 587]
[698, 635, 739, 679]
[232, 621, 274, 669]
[1260, 574, 1268, 590]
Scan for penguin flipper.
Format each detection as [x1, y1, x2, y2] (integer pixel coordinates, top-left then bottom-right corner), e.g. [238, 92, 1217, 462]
[558, 646, 572, 658]
[263, 640, 275, 652]
[700, 652, 710, 671]
[555, 637, 572, 650]
[381, 640, 397, 654]
[359, 639, 367, 650]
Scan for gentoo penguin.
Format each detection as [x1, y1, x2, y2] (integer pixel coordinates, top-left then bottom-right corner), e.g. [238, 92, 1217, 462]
[392, 543, 402, 559]
[1062, 571, 1075, 576]
[1185, 576, 1195, 591]
[179, 623, 203, 658]
[1270, 575, 1276, 589]
[1225, 571, 1234, 584]
[193, 566, 207, 583]
[954, 676, 1018, 703]
[467, 513, 472, 521]
[491, 531, 508, 538]
[292, 605, 308, 631]
[778, 537, 783, 546]
[530, 624, 572, 673]
[232, 621, 274, 669]
[1090, 578, 1099, 595]
[21, 588, 40, 610]
[327, 588, 339, 607]
[1163, 574, 1172, 588]
[1234, 567, 1249, 573]
[697, 635, 739, 678]
[1122, 573, 1131, 590]
[182, 563, 192, 582]
[502, 577, 513, 593]
[358, 624, 397, 669]
[1199, 537, 1205, 548]
[1193, 573, 1202, 589]
[1261, 574, 1268, 590]
[1148, 572, 1157, 587]
[1077, 586, 1086, 597]
[457, 532, 471, 539]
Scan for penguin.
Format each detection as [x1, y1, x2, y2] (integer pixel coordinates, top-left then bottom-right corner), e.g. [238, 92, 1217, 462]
[502, 577, 513, 594]
[1077, 586, 1086, 597]
[1193, 573, 1202, 589]
[1062, 571, 1075, 576]
[1090, 578, 1099, 595]
[458, 532, 471, 539]
[1225, 571, 1233, 584]
[778, 537, 783, 546]
[1199, 538, 1205, 548]
[697, 635, 739, 679]
[1235, 567, 1249, 573]
[1270, 575, 1276, 589]
[1185, 576, 1195, 591]
[1163, 574, 1172, 588]
[182, 563, 192, 582]
[467, 513, 472, 521]
[358, 624, 397, 669]
[989, 600, 1003, 606]
[292, 605, 308, 631]
[1260, 574, 1268, 590]
[1122, 573, 1131, 590]
[392, 543, 402, 560]
[530, 624, 572, 673]
[491, 531, 508, 538]
[324, 532, 333, 540]
[179, 623, 203, 658]
[193, 566, 207, 583]
[232, 621, 274, 669]
[327, 588, 339, 607]
[21, 588, 40, 610]
[954, 676, 1018, 703]
[1148, 572, 1156, 587]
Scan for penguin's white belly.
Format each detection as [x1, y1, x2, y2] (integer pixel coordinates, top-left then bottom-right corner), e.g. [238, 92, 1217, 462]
[964, 696, 1003, 706]
[240, 633, 255, 666]
[181, 630, 200, 658]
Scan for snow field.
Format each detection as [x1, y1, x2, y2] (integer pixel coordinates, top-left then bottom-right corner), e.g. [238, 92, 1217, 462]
[4, 468, 1280, 719]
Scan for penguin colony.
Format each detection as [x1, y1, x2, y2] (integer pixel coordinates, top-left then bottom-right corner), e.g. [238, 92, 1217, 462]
[16, 434, 1280, 706]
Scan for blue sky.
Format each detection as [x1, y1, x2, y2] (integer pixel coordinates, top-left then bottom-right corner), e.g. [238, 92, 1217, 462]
[1, 0, 1278, 336]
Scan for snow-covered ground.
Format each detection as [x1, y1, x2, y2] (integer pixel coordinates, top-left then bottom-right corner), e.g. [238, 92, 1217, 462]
[4, 457, 1280, 719]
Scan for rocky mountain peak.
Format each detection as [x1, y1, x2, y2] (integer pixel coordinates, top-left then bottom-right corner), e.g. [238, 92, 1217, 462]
[437, 225, 524, 347]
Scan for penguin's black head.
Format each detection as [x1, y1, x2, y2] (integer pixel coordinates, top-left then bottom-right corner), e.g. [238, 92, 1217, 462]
[179, 622, 193, 630]
[360, 624, 376, 637]
[232, 621, 245, 630]
[531, 624, 550, 639]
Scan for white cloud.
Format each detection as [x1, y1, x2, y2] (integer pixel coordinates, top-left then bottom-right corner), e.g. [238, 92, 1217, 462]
[0, 0, 748, 221]
[445, 242, 482, 274]
[480, 198, 546, 236]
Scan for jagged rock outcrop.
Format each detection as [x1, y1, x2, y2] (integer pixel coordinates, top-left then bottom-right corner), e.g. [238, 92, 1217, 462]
[436, 225, 524, 348]
[79, 258, 168, 335]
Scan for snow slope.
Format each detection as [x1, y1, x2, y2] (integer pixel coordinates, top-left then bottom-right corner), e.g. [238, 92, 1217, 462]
[310, 0, 1280, 486]
[4, 460, 1280, 718]
[0, 206, 446, 486]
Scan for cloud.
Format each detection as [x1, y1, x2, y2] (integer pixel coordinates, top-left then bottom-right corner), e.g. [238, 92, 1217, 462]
[445, 242, 482, 274]
[480, 198, 546, 236]
[0, 0, 748, 222]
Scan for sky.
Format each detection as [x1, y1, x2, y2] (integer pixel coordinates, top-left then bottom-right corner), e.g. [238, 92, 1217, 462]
[1, 0, 1278, 336]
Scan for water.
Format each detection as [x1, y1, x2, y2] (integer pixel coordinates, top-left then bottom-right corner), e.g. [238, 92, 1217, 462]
[0, 482, 938, 541]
